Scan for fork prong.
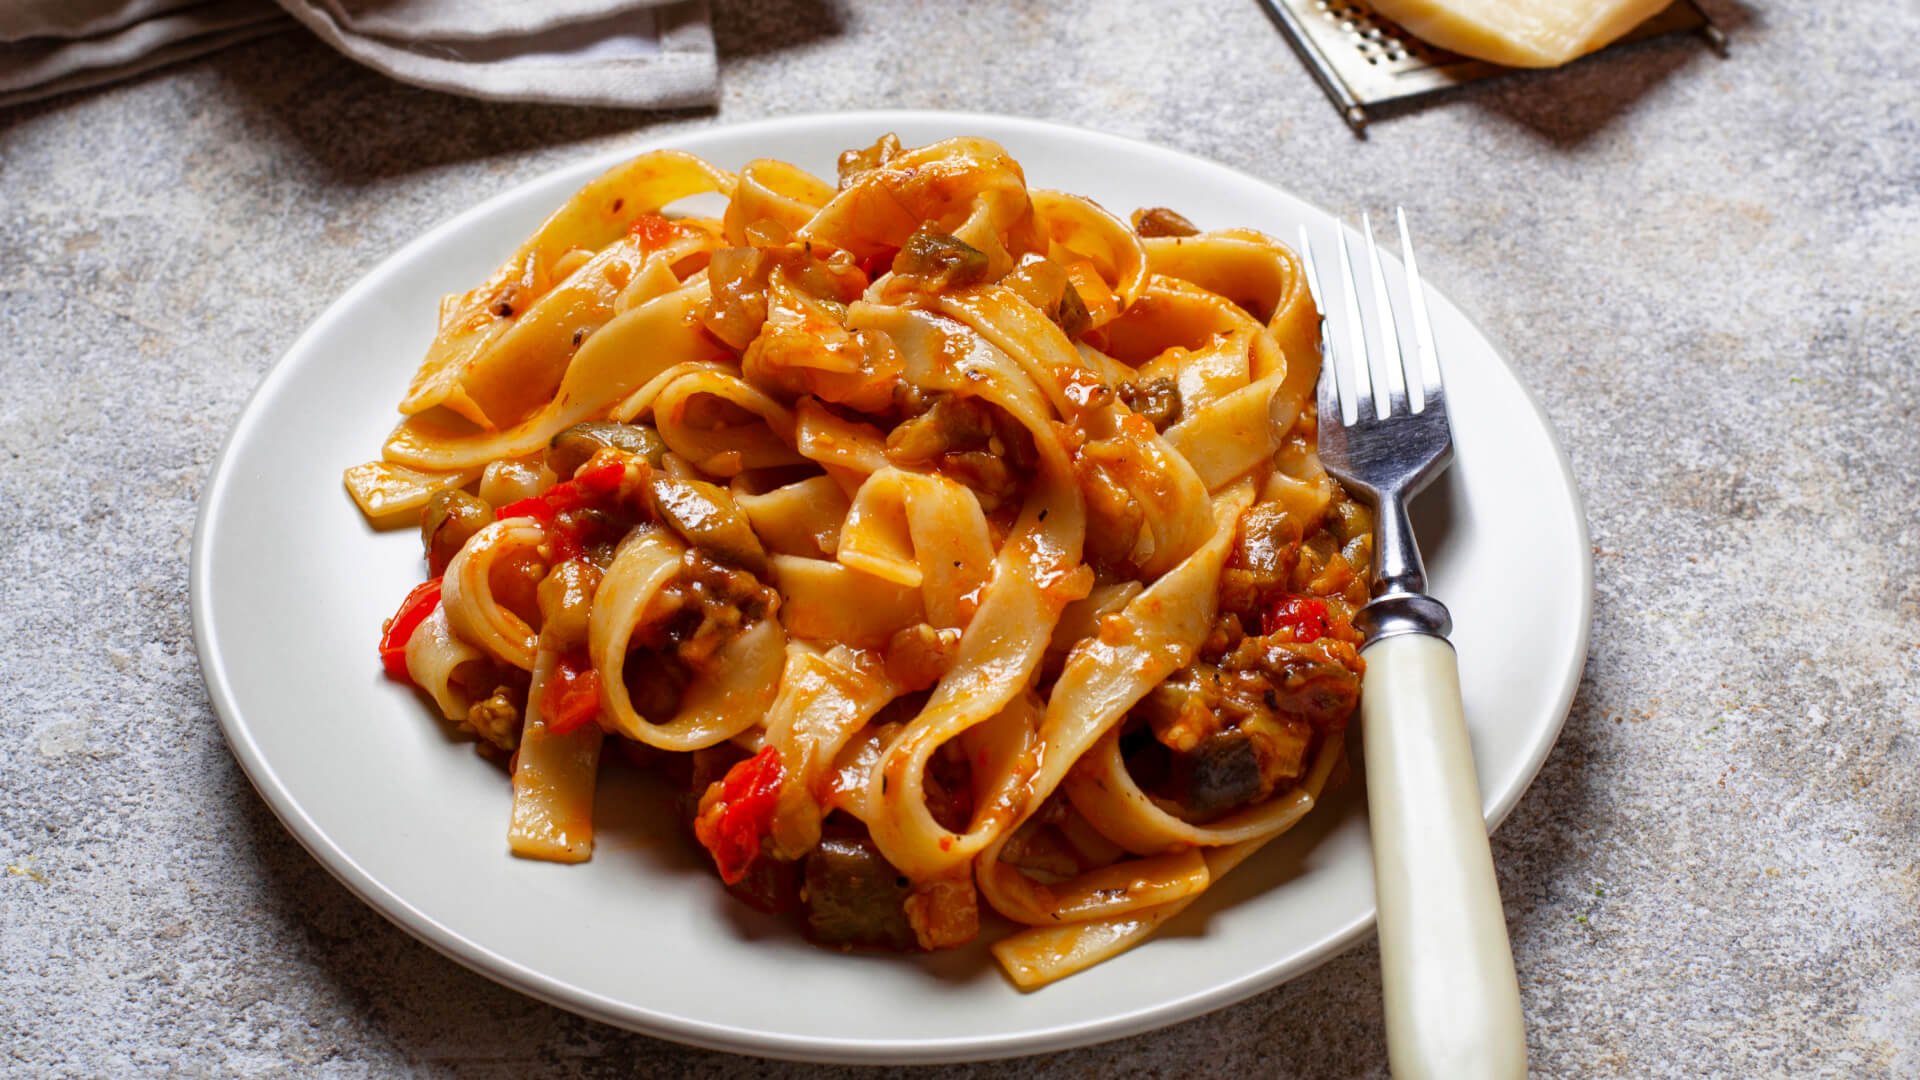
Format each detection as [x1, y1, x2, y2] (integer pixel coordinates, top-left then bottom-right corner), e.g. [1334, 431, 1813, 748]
[1335, 224, 1376, 423]
[1397, 206, 1442, 412]
[1298, 225, 1342, 428]
[1362, 212, 1410, 417]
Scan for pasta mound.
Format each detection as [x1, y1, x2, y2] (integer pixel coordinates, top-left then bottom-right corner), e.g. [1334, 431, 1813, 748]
[349, 135, 1371, 990]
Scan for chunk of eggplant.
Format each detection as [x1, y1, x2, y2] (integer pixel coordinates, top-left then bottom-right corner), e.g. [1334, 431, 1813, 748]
[1132, 207, 1200, 238]
[1176, 729, 1263, 816]
[999, 256, 1093, 339]
[802, 836, 916, 950]
[546, 421, 667, 480]
[1118, 376, 1180, 430]
[421, 489, 492, 576]
[645, 474, 770, 576]
[891, 226, 989, 290]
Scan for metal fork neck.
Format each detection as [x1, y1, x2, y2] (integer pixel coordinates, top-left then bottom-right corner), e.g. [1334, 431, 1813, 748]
[1358, 592, 1453, 645]
[1356, 492, 1453, 644]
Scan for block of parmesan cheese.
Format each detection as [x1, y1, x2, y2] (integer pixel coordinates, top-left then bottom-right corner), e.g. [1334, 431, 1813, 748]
[1365, 0, 1671, 67]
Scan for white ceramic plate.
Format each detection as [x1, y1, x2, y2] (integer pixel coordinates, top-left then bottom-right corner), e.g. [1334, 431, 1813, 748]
[191, 111, 1591, 1064]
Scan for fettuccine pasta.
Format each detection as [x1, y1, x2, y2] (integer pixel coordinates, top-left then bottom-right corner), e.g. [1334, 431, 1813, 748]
[354, 136, 1373, 989]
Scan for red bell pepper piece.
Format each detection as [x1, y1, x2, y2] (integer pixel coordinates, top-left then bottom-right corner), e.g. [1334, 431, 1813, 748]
[378, 577, 443, 682]
[547, 529, 585, 566]
[543, 650, 603, 735]
[495, 494, 552, 523]
[495, 458, 628, 523]
[628, 212, 680, 251]
[693, 746, 785, 885]
[1261, 595, 1331, 643]
[857, 247, 898, 283]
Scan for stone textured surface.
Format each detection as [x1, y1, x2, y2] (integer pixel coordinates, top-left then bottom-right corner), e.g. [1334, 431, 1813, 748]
[4, 1, 1917, 1076]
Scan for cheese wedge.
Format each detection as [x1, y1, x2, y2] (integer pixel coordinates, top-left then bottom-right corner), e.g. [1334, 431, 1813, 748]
[1366, 0, 1670, 67]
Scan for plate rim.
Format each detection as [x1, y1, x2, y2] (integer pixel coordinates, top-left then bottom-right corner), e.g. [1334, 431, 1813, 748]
[189, 108, 1592, 1064]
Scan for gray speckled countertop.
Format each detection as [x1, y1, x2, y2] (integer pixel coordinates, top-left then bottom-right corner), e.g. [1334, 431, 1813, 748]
[4, 1, 1917, 1076]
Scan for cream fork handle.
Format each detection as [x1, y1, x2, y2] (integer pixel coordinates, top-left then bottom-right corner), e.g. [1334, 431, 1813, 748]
[1361, 633, 1528, 1080]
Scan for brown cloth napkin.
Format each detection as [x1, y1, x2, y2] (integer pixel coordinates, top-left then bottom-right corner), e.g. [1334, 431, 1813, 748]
[2, 0, 717, 109]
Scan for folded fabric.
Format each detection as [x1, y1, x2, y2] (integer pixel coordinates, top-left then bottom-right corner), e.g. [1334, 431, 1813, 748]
[2, 0, 717, 111]
[319, 0, 687, 42]
[2, 0, 212, 42]
[272, 0, 716, 109]
[1, 0, 288, 109]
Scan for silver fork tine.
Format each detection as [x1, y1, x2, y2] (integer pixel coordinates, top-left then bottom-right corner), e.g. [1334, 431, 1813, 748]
[1397, 206, 1442, 413]
[1298, 225, 1341, 427]
[1335, 223, 1376, 423]
[1362, 212, 1410, 417]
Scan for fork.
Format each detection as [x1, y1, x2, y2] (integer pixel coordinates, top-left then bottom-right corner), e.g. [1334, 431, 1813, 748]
[1298, 210, 1527, 1080]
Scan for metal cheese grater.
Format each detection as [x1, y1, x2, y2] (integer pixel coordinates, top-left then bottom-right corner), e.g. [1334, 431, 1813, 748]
[1260, 0, 1727, 132]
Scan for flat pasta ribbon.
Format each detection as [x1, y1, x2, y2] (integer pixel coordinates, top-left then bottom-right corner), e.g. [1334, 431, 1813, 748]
[404, 151, 735, 426]
[588, 526, 786, 751]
